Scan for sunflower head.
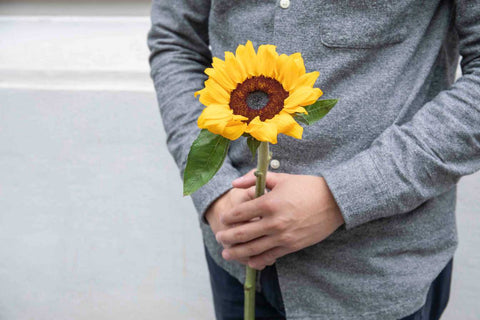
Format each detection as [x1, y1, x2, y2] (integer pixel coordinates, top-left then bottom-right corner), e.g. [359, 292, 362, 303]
[194, 41, 323, 144]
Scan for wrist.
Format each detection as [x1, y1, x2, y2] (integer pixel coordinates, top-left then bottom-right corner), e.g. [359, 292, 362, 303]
[205, 189, 231, 227]
[205, 205, 218, 226]
[318, 176, 345, 228]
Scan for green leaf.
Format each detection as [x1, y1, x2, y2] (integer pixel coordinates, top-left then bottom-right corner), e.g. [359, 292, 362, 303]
[294, 99, 338, 125]
[183, 129, 230, 196]
[246, 136, 261, 160]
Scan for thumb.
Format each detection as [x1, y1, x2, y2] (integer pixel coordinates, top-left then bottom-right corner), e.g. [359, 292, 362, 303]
[232, 169, 282, 189]
[231, 169, 256, 188]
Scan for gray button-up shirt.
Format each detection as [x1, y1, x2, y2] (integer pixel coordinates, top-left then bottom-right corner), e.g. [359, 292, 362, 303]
[148, 1, 480, 319]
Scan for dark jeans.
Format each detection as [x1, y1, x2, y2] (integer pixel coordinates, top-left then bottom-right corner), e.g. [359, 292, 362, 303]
[205, 246, 453, 320]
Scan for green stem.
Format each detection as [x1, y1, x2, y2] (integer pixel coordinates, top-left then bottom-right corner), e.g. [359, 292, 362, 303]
[244, 141, 269, 320]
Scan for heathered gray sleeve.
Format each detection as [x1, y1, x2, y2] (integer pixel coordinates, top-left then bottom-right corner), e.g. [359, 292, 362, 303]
[147, 0, 240, 224]
[322, 0, 480, 229]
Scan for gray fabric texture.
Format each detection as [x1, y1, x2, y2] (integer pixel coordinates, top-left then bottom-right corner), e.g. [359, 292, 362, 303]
[147, 0, 480, 319]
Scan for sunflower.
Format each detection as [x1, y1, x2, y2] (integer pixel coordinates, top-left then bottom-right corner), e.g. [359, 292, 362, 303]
[194, 41, 323, 144]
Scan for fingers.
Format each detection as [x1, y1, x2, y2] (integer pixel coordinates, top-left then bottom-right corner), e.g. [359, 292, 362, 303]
[222, 243, 249, 265]
[231, 169, 256, 188]
[247, 246, 291, 270]
[264, 172, 282, 190]
[232, 186, 255, 204]
[222, 234, 279, 263]
[232, 170, 283, 190]
[220, 196, 266, 225]
[216, 218, 269, 246]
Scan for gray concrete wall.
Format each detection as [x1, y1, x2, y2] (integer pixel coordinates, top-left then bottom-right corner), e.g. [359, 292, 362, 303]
[0, 6, 479, 320]
[0, 89, 215, 320]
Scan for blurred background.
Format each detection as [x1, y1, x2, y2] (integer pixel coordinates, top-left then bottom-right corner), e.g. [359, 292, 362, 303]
[0, 1, 478, 319]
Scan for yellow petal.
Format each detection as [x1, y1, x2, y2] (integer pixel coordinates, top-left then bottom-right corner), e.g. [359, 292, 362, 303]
[196, 86, 227, 106]
[198, 104, 232, 120]
[291, 71, 319, 90]
[282, 121, 303, 139]
[284, 87, 323, 112]
[194, 87, 205, 98]
[276, 54, 306, 91]
[286, 106, 308, 114]
[197, 104, 248, 140]
[236, 40, 257, 77]
[201, 79, 231, 105]
[222, 121, 248, 140]
[205, 67, 237, 91]
[245, 116, 278, 144]
[267, 111, 303, 139]
[256, 44, 278, 78]
[196, 78, 230, 106]
[232, 113, 249, 121]
[211, 57, 228, 73]
[197, 104, 233, 134]
[306, 87, 323, 104]
[291, 52, 306, 75]
[274, 54, 289, 79]
[198, 120, 227, 136]
[225, 51, 248, 84]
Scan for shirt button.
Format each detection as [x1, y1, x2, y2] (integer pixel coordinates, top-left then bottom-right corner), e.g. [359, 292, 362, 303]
[270, 159, 280, 169]
[279, 0, 290, 9]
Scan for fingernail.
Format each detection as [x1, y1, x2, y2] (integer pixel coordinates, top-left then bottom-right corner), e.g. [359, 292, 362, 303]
[215, 233, 221, 243]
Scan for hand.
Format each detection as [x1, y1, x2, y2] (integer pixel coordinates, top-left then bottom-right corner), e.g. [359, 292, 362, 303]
[215, 171, 345, 270]
[204, 186, 256, 265]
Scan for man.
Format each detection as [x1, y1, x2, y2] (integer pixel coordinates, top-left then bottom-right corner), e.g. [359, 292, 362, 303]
[148, 1, 480, 319]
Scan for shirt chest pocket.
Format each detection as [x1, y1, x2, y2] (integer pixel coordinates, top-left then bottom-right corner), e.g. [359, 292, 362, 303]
[317, 0, 412, 49]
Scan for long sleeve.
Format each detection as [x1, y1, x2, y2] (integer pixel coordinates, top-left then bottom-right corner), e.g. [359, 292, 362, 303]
[147, 0, 241, 223]
[322, 0, 480, 229]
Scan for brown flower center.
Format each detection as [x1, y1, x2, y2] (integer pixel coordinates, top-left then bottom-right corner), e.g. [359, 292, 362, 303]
[229, 75, 289, 122]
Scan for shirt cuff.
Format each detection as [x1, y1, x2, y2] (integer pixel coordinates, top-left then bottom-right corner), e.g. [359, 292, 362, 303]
[190, 163, 241, 226]
[322, 150, 394, 229]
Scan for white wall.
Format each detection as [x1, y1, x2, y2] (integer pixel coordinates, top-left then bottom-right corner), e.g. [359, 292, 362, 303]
[0, 0, 151, 16]
[0, 5, 478, 320]
[0, 13, 215, 320]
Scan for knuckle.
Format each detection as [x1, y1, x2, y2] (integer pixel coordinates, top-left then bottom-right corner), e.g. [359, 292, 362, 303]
[259, 198, 276, 212]
[245, 245, 257, 257]
[218, 212, 228, 224]
[234, 229, 246, 240]
[218, 234, 231, 245]
[270, 219, 287, 232]
[231, 209, 242, 218]
[277, 214, 294, 230]
[264, 250, 277, 262]
[280, 232, 295, 246]
[258, 200, 270, 212]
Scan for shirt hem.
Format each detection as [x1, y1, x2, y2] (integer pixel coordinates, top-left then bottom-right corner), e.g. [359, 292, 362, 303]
[285, 297, 426, 320]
